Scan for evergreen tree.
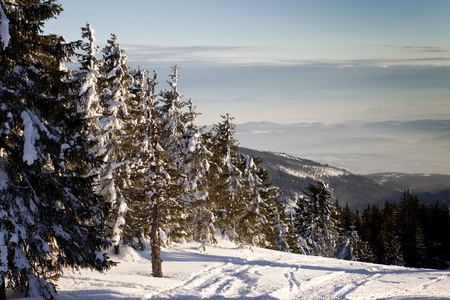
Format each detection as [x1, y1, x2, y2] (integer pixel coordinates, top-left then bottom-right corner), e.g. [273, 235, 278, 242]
[93, 34, 131, 253]
[271, 196, 294, 252]
[181, 100, 215, 245]
[119, 67, 151, 251]
[335, 227, 361, 261]
[250, 158, 290, 250]
[292, 190, 310, 255]
[123, 72, 182, 277]
[235, 154, 288, 248]
[399, 190, 426, 268]
[234, 154, 265, 245]
[156, 66, 191, 244]
[209, 114, 245, 242]
[293, 182, 342, 257]
[350, 209, 376, 263]
[421, 200, 450, 269]
[77, 23, 101, 120]
[0, 1, 113, 298]
[380, 202, 404, 266]
[334, 203, 368, 261]
[360, 204, 388, 264]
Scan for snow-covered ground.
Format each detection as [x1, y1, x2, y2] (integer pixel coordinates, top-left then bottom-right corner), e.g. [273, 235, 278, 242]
[13, 237, 450, 300]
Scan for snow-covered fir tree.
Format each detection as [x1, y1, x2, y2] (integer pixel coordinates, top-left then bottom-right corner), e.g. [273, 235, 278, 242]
[93, 34, 131, 253]
[235, 154, 287, 248]
[334, 202, 370, 262]
[123, 71, 183, 277]
[335, 226, 363, 261]
[157, 66, 193, 244]
[293, 182, 342, 257]
[77, 23, 100, 120]
[271, 197, 295, 252]
[248, 159, 290, 251]
[119, 67, 152, 251]
[0, 1, 113, 298]
[208, 114, 245, 242]
[181, 99, 215, 245]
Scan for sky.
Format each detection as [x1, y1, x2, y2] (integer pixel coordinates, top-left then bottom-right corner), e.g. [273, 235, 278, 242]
[44, 0, 450, 126]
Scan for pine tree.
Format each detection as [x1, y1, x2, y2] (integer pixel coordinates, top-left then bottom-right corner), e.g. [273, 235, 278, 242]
[209, 114, 245, 242]
[234, 154, 264, 245]
[421, 200, 450, 269]
[119, 67, 151, 251]
[0, 1, 113, 298]
[399, 190, 426, 268]
[93, 34, 131, 253]
[351, 209, 376, 263]
[380, 202, 404, 266]
[335, 227, 360, 261]
[360, 204, 388, 264]
[156, 66, 191, 244]
[234, 154, 288, 248]
[123, 72, 182, 277]
[279, 199, 299, 253]
[249, 158, 289, 250]
[270, 196, 293, 252]
[335, 203, 367, 261]
[77, 22, 101, 120]
[293, 182, 342, 257]
[181, 100, 215, 245]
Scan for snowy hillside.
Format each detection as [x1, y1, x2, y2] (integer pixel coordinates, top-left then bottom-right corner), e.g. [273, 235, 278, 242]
[276, 153, 351, 180]
[13, 237, 450, 300]
[239, 148, 450, 210]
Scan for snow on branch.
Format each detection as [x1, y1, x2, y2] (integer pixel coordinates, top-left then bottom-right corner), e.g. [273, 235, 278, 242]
[21, 111, 40, 165]
[0, 158, 10, 190]
[0, 4, 10, 50]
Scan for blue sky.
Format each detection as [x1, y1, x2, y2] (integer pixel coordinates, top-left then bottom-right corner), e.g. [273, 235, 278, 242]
[45, 0, 450, 125]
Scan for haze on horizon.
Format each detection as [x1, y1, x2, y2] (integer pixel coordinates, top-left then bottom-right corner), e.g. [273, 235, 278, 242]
[44, 0, 450, 174]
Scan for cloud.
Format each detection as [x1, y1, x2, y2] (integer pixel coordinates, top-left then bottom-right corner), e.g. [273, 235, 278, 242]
[382, 44, 450, 53]
[120, 43, 450, 70]
[122, 44, 290, 67]
[322, 57, 450, 68]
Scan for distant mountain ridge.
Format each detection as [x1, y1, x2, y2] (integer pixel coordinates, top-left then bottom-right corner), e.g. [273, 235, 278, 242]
[235, 119, 450, 175]
[239, 147, 450, 211]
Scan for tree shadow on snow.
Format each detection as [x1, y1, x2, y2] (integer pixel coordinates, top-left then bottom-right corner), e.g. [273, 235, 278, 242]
[56, 289, 142, 300]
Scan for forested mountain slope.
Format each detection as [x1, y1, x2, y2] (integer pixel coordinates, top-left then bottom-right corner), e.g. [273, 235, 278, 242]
[239, 148, 450, 210]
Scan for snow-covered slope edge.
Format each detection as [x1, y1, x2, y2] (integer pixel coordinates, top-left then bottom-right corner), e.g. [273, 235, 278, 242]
[27, 237, 450, 300]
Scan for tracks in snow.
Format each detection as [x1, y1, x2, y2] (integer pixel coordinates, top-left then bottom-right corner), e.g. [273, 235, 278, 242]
[58, 244, 450, 300]
[145, 254, 387, 300]
[145, 261, 271, 299]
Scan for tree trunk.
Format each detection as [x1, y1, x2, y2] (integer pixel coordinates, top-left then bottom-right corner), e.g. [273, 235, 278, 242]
[114, 244, 120, 255]
[150, 199, 163, 277]
[0, 277, 6, 300]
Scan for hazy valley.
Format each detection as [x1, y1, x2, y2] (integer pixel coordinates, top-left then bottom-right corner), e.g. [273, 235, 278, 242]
[236, 119, 450, 175]
[240, 147, 450, 211]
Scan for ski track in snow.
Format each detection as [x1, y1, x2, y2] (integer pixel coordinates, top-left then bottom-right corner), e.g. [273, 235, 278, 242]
[44, 239, 450, 300]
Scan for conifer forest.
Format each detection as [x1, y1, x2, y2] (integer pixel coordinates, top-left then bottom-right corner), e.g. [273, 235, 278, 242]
[0, 1, 449, 299]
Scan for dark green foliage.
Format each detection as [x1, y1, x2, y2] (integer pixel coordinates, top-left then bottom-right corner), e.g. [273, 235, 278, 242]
[236, 155, 286, 247]
[208, 114, 243, 241]
[293, 182, 343, 257]
[0, 1, 113, 298]
[420, 200, 450, 269]
[347, 191, 449, 269]
[398, 191, 427, 268]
